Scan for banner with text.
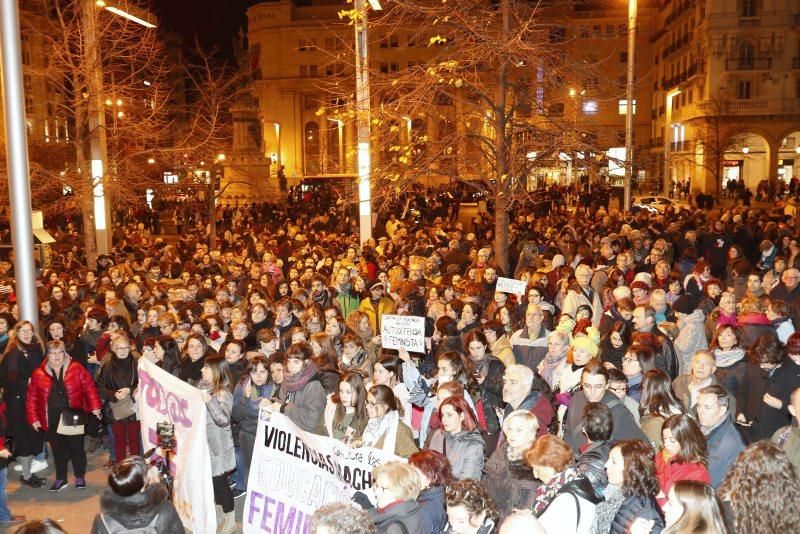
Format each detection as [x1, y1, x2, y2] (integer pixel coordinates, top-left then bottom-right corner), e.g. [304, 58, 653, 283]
[138, 358, 216, 534]
[243, 412, 400, 534]
[496, 276, 528, 295]
[381, 314, 426, 352]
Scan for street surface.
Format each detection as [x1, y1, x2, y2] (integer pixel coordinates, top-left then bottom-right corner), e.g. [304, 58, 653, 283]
[3, 449, 245, 532]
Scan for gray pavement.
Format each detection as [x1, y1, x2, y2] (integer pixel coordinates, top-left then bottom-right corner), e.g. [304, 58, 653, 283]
[3, 448, 246, 533]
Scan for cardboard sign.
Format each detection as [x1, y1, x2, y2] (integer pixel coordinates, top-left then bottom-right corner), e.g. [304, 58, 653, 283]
[496, 276, 527, 295]
[380, 314, 426, 352]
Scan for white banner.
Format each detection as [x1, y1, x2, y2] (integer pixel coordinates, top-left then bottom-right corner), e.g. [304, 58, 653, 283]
[137, 358, 216, 534]
[496, 276, 528, 295]
[380, 314, 426, 352]
[243, 412, 400, 533]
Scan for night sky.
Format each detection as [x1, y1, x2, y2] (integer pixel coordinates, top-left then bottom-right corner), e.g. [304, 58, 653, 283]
[151, 0, 258, 61]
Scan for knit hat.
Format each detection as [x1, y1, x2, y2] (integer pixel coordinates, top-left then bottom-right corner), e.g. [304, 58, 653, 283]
[672, 295, 694, 314]
[633, 272, 653, 286]
[571, 332, 599, 357]
[556, 315, 576, 335]
[612, 286, 632, 302]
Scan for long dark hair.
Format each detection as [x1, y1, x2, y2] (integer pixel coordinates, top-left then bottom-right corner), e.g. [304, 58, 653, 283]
[155, 335, 181, 375]
[662, 414, 708, 466]
[616, 439, 660, 498]
[332, 371, 368, 437]
[640, 369, 685, 417]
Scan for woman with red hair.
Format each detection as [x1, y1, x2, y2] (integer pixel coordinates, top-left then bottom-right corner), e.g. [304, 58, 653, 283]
[408, 450, 452, 534]
[432, 395, 484, 481]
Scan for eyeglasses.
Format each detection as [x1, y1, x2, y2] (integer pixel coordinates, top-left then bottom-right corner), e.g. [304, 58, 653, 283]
[609, 385, 627, 393]
[622, 357, 639, 364]
[581, 383, 607, 391]
[114, 346, 131, 351]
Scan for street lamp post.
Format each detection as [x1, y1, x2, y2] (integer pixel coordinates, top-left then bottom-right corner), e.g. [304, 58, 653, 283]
[663, 88, 682, 197]
[354, 0, 381, 245]
[82, 0, 155, 257]
[0, 0, 38, 326]
[623, 0, 637, 211]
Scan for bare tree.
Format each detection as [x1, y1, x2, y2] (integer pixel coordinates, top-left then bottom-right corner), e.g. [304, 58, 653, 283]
[685, 90, 739, 199]
[328, 0, 631, 272]
[0, 1, 245, 266]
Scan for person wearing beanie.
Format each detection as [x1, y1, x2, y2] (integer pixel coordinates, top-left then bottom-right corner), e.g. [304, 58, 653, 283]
[553, 333, 601, 423]
[672, 295, 708, 375]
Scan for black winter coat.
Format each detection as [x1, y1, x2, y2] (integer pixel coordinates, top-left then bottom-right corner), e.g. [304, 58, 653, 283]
[610, 494, 665, 534]
[483, 443, 540, 519]
[753, 359, 800, 441]
[95, 355, 139, 423]
[90, 483, 183, 534]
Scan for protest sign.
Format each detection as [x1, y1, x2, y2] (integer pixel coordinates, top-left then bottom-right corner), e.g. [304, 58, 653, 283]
[138, 358, 216, 534]
[380, 314, 426, 352]
[496, 276, 527, 295]
[243, 412, 400, 533]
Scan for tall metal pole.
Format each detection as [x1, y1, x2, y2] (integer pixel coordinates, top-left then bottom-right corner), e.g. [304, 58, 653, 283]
[81, 0, 111, 255]
[0, 0, 39, 326]
[354, 0, 373, 244]
[623, 0, 637, 211]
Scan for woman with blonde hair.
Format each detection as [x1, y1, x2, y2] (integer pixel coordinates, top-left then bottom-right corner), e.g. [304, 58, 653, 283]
[483, 410, 540, 519]
[368, 461, 424, 533]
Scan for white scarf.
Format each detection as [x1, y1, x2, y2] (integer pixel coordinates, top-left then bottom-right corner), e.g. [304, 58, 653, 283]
[362, 410, 399, 454]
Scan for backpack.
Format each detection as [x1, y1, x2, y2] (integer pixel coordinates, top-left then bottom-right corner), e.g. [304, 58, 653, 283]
[100, 513, 159, 534]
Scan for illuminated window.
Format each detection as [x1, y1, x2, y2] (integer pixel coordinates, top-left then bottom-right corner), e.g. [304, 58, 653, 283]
[618, 99, 637, 115]
[582, 100, 598, 115]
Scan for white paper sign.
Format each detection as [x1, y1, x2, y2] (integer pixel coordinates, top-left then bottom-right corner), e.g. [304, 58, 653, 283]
[496, 276, 527, 295]
[380, 314, 426, 352]
[243, 412, 400, 533]
[138, 358, 216, 534]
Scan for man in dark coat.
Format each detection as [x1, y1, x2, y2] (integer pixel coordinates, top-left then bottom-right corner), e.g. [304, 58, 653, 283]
[697, 385, 745, 487]
[563, 361, 647, 453]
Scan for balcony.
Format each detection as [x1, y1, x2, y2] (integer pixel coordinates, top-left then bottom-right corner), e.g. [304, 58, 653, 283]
[725, 57, 772, 71]
[738, 17, 761, 27]
[670, 140, 695, 152]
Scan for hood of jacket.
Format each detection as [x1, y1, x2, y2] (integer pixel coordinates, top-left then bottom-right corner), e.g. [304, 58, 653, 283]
[99, 483, 169, 529]
[678, 309, 705, 327]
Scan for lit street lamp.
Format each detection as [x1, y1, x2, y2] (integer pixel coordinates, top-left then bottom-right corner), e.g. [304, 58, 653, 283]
[83, 0, 156, 257]
[623, 0, 636, 211]
[354, 0, 381, 244]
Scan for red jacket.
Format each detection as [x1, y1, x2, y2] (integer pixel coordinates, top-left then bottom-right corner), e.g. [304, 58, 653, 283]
[655, 452, 711, 507]
[26, 359, 102, 432]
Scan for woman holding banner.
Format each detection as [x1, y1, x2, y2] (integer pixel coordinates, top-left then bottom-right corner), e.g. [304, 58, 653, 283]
[266, 343, 326, 432]
[232, 355, 274, 491]
[199, 355, 236, 533]
[356, 384, 418, 458]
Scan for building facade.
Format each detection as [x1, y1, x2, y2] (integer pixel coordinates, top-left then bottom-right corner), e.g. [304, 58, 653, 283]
[246, 0, 800, 196]
[653, 0, 800, 194]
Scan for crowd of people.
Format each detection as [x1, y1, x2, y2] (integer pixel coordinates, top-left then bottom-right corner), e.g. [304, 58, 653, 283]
[0, 189, 799, 534]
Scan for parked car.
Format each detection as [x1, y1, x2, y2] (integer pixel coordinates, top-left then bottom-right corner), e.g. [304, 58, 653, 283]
[632, 195, 685, 213]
